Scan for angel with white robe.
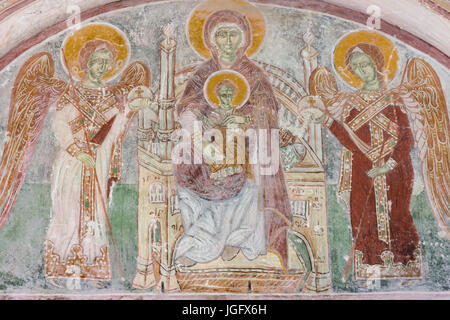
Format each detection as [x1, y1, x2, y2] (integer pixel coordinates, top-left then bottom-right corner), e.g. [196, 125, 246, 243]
[0, 24, 151, 289]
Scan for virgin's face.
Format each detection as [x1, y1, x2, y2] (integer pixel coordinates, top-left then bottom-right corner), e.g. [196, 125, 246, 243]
[214, 25, 242, 57]
[87, 49, 113, 81]
[349, 53, 378, 83]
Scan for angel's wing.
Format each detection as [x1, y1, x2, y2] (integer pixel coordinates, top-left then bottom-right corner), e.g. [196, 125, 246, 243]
[402, 58, 450, 239]
[113, 61, 151, 95]
[309, 66, 349, 119]
[0, 52, 67, 229]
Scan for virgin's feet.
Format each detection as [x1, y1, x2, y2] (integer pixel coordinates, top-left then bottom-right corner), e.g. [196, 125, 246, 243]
[176, 256, 197, 267]
[222, 246, 240, 261]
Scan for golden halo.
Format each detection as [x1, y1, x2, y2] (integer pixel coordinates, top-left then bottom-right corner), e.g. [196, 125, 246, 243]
[187, 0, 266, 59]
[61, 23, 130, 81]
[204, 70, 250, 109]
[334, 30, 398, 89]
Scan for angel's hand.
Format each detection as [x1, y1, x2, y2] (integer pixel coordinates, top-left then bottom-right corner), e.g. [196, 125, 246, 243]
[390, 82, 415, 101]
[394, 78, 425, 98]
[301, 109, 327, 124]
[367, 164, 391, 178]
[311, 113, 327, 124]
[75, 152, 96, 168]
[279, 128, 297, 148]
[128, 97, 151, 111]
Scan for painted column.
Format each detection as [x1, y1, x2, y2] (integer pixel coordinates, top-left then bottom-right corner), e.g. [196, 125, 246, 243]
[301, 27, 323, 162]
[158, 23, 176, 160]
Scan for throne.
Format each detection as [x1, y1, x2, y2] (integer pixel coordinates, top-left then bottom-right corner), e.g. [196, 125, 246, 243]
[131, 27, 331, 294]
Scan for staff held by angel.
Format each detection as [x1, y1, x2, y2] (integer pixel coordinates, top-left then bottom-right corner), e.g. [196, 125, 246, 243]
[308, 30, 449, 281]
[0, 23, 152, 289]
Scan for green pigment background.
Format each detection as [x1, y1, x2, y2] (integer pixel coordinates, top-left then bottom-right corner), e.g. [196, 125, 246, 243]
[0, 183, 448, 293]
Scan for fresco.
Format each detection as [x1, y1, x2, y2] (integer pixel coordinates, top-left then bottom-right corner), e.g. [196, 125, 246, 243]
[0, 0, 448, 297]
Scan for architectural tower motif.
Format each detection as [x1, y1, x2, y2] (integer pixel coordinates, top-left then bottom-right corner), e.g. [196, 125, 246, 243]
[157, 23, 176, 160]
[301, 26, 322, 162]
[132, 25, 331, 293]
[132, 24, 180, 292]
[288, 26, 331, 292]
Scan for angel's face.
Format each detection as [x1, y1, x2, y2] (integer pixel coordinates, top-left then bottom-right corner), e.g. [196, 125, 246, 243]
[349, 53, 378, 83]
[87, 49, 113, 82]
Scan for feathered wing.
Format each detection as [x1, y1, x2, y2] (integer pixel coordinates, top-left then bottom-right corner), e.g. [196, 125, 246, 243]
[309, 66, 349, 119]
[402, 58, 450, 239]
[0, 52, 67, 229]
[113, 61, 151, 95]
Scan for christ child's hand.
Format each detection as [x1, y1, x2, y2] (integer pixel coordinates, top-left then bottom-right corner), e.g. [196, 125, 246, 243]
[222, 114, 248, 126]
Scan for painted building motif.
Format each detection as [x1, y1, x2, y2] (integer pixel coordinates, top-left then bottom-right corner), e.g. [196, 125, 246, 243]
[0, 0, 448, 298]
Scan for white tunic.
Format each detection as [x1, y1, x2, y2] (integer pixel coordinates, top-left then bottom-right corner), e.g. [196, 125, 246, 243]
[44, 93, 129, 280]
[173, 180, 267, 264]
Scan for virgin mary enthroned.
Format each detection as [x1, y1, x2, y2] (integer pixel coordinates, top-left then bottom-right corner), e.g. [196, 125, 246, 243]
[173, 9, 292, 269]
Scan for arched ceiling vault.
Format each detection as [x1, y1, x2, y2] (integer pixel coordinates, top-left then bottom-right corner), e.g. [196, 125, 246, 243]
[0, 0, 448, 71]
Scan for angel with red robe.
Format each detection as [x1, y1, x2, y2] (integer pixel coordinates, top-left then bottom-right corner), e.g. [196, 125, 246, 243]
[0, 23, 151, 289]
[308, 30, 449, 282]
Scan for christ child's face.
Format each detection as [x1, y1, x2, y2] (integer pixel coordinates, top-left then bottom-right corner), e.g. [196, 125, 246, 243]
[87, 49, 113, 81]
[217, 85, 235, 110]
[349, 52, 378, 83]
[214, 25, 243, 58]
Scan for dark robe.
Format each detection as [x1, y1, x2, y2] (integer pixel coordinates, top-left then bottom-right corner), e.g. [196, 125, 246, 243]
[328, 90, 420, 274]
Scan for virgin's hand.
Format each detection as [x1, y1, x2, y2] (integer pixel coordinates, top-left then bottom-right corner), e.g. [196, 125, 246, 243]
[367, 165, 391, 178]
[222, 115, 247, 126]
[75, 152, 96, 168]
